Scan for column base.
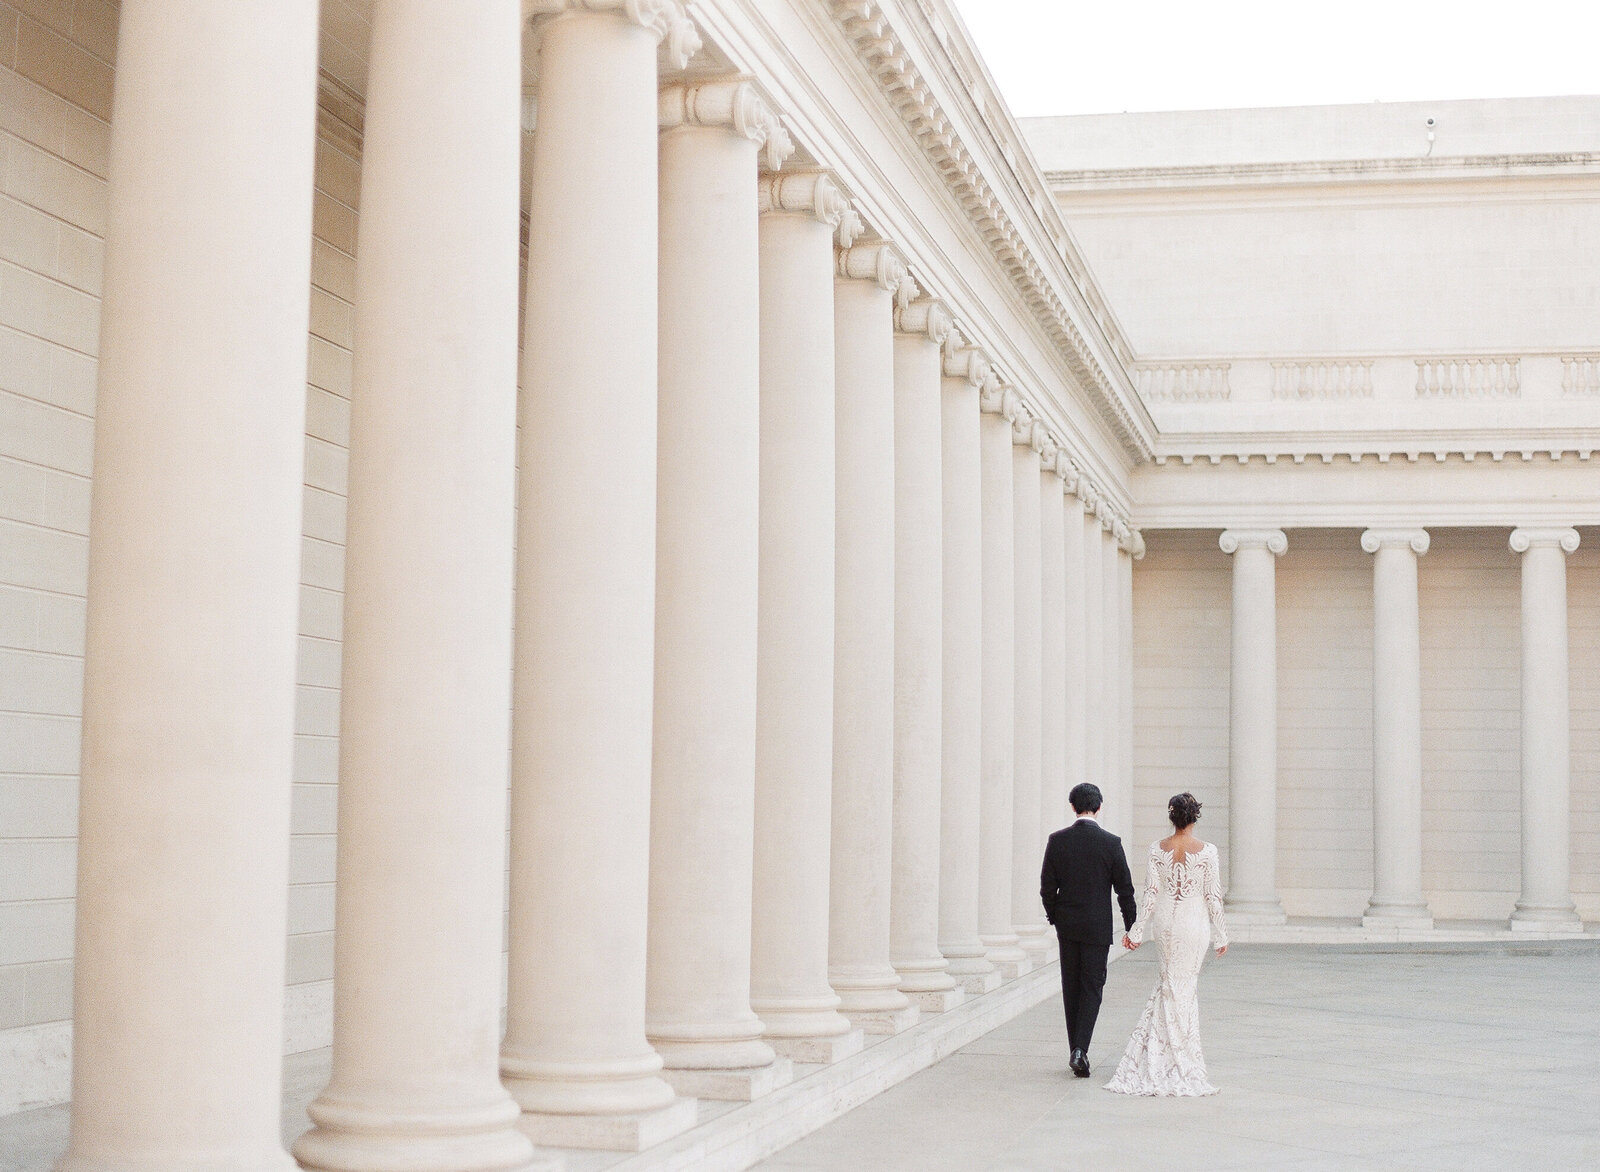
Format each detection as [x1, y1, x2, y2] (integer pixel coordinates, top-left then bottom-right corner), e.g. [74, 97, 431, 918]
[58, 1156, 300, 1172]
[516, 1098, 697, 1153]
[905, 986, 967, 1014]
[940, 944, 996, 979]
[893, 958, 958, 995]
[1362, 900, 1433, 931]
[295, 1093, 539, 1172]
[767, 1028, 866, 1064]
[992, 955, 1033, 981]
[1509, 904, 1584, 932]
[661, 1057, 793, 1101]
[650, 1033, 776, 1073]
[844, 1003, 921, 1035]
[956, 968, 1003, 995]
[501, 1051, 677, 1117]
[831, 967, 913, 1015]
[1223, 897, 1288, 927]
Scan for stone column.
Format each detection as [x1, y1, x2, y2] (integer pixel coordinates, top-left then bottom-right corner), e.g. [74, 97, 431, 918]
[1119, 528, 1139, 852]
[1360, 528, 1434, 930]
[293, 5, 536, 1171]
[1079, 488, 1105, 804]
[1100, 518, 1125, 840]
[1039, 446, 1069, 843]
[890, 296, 964, 1013]
[978, 375, 1028, 977]
[1509, 527, 1584, 932]
[750, 172, 864, 1063]
[1061, 470, 1089, 824]
[830, 240, 919, 1034]
[937, 334, 1001, 994]
[59, 4, 318, 1169]
[646, 78, 792, 1103]
[504, 2, 700, 1151]
[1217, 529, 1289, 926]
[1011, 413, 1051, 961]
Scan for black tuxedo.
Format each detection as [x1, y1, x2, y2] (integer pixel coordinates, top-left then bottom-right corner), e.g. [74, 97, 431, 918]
[1039, 819, 1137, 1056]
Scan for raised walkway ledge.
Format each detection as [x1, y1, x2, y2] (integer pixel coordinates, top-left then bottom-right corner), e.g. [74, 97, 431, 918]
[1224, 916, 1600, 945]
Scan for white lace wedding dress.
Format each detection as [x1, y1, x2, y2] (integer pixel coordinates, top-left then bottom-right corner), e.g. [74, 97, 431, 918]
[1105, 841, 1228, 1096]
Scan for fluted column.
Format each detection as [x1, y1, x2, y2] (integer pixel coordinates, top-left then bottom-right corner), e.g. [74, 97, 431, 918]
[1217, 529, 1288, 926]
[1011, 413, 1051, 961]
[504, 2, 700, 1149]
[890, 296, 963, 1013]
[1509, 527, 1584, 932]
[293, 5, 535, 1170]
[750, 172, 864, 1063]
[59, 5, 317, 1170]
[937, 334, 1000, 994]
[1360, 528, 1433, 929]
[830, 240, 919, 1034]
[1039, 446, 1069, 845]
[645, 78, 791, 1102]
[1061, 468, 1089, 830]
[978, 374, 1028, 977]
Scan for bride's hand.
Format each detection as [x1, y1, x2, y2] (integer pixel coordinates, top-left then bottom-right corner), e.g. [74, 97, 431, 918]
[1122, 933, 1138, 950]
[1215, 945, 1228, 957]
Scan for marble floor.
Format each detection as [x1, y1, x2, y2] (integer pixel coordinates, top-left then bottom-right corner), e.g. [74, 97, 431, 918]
[756, 940, 1600, 1171]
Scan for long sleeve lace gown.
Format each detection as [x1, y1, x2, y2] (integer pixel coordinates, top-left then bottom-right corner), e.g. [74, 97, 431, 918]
[1105, 841, 1229, 1096]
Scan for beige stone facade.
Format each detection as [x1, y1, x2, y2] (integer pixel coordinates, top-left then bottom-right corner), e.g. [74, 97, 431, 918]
[0, 0, 1594, 1166]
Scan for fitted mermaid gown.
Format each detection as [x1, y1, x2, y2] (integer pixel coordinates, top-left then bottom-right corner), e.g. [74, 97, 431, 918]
[1105, 841, 1229, 1096]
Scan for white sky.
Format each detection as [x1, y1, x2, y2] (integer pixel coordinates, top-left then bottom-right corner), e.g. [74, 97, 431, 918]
[950, 0, 1600, 117]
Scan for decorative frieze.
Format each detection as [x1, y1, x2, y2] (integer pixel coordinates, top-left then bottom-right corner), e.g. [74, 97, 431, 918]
[1560, 355, 1600, 397]
[1415, 356, 1520, 398]
[1271, 359, 1374, 400]
[660, 78, 792, 170]
[827, 1, 1149, 458]
[1134, 362, 1231, 402]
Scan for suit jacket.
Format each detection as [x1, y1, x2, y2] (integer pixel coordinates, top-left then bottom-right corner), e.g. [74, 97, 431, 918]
[1040, 819, 1138, 946]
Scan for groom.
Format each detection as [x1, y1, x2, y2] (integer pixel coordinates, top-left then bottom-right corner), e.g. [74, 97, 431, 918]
[1039, 782, 1137, 1078]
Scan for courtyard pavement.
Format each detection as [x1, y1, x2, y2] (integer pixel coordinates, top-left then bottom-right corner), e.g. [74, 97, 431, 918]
[756, 941, 1600, 1171]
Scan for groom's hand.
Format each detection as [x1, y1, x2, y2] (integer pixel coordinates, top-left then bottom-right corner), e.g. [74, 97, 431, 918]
[1122, 933, 1138, 950]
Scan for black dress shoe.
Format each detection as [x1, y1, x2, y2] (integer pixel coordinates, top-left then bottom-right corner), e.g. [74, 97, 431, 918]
[1070, 1048, 1090, 1078]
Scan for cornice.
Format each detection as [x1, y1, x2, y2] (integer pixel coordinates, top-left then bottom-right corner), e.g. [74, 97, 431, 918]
[825, 1, 1153, 461]
[1151, 432, 1600, 467]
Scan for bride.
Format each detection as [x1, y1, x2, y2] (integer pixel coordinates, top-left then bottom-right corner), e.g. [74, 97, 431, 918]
[1106, 792, 1228, 1097]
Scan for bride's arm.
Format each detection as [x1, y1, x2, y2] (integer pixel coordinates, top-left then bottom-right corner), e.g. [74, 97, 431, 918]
[1127, 847, 1159, 946]
[1204, 848, 1229, 950]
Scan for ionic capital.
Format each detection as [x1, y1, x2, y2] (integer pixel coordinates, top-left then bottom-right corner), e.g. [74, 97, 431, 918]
[1095, 498, 1114, 529]
[1219, 528, 1288, 557]
[836, 240, 911, 303]
[526, 0, 700, 68]
[1055, 452, 1081, 494]
[1360, 527, 1430, 556]
[758, 170, 850, 228]
[978, 371, 1019, 421]
[1010, 405, 1038, 447]
[1113, 519, 1133, 548]
[895, 296, 953, 346]
[660, 78, 792, 170]
[1036, 431, 1059, 468]
[1510, 527, 1580, 555]
[1078, 477, 1100, 511]
[941, 332, 991, 387]
[1131, 530, 1148, 560]
[835, 206, 865, 248]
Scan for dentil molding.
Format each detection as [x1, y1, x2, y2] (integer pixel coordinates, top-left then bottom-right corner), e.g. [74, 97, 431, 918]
[1509, 527, 1581, 555]
[1219, 529, 1288, 557]
[659, 77, 793, 170]
[525, 0, 700, 67]
[1360, 528, 1431, 556]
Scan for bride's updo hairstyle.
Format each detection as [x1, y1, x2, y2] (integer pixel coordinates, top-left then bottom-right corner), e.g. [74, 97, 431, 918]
[1168, 792, 1202, 830]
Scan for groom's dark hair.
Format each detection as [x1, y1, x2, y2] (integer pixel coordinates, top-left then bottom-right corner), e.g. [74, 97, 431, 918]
[1069, 783, 1102, 814]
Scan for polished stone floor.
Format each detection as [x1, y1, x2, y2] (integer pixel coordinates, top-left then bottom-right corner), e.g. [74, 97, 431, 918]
[756, 941, 1600, 1171]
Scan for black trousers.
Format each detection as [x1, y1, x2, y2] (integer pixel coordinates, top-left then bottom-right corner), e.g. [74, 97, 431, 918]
[1056, 933, 1109, 1054]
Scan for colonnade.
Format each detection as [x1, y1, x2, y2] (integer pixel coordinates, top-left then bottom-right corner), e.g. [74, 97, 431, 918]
[1217, 526, 1584, 934]
[59, 3, 1141, 1170]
